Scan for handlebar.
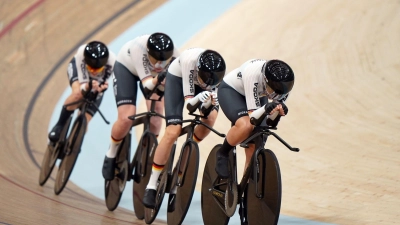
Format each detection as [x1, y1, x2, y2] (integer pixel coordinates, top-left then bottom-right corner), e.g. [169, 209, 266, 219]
[239, 126, 299, 152]
[63, 78, 110, 125]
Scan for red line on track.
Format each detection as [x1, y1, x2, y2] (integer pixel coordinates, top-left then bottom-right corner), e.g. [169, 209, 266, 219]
[0, 174, 134, 223]
[0, 0, 45, 40]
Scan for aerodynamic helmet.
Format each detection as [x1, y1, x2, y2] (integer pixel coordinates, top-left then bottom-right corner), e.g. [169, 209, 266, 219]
[147, 32, 174, 61]
[84, 41, 109, 69]
[197, 50, 226, 87]
[262, 59, 294, 94]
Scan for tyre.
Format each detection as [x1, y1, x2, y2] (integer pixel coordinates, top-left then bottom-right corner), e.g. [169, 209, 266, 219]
[54, 116, 86, 195]
[132, 132, 158, 220]
[246, 149, 281, 225]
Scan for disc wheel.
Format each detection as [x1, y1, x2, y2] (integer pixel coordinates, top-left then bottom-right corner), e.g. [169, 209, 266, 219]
[246, 149, 281, 225]
[201, 144, 230, 225]
[132, 132, 157, 220]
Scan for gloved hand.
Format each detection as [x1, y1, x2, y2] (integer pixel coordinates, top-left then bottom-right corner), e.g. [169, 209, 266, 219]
[187, 91, 211, 114]
[211, 92, 219, 106]
[157, 72, 166, 84]
[198, 91, 211, 103]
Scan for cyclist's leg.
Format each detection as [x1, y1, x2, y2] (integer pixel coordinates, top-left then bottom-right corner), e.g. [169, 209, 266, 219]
[143, 72, 184, 208]
[49, 59, 81, 142]
[215, 81, 254, 178]
[102, 61, 139, 180]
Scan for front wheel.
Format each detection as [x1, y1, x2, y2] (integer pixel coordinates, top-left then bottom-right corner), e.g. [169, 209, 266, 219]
[104, 133, 131, 211]
[132, 132, 158, 220]
[38, 143, 58, 186]
[246, 149, 281, 225]
[39, 117, 72, 186]
[167, 141, 199, 225]
[54, 116, 86, 195]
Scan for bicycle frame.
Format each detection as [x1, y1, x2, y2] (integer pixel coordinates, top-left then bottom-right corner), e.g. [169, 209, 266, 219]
[127, 88, 165, 180]
[174, 112, 225, 188]
[237, 126, 299, 198]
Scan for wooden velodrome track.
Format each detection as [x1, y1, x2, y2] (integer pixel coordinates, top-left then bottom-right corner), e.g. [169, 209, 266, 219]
[1, 0, 399, 224]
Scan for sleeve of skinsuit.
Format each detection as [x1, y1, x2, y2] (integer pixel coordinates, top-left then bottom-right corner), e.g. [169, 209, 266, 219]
[242, 59, 266, 111]
[180, 48, 205, 99]
[75, 44, 89, 84]
[101, 51, 117, 83]
[130, 35, 154, 81]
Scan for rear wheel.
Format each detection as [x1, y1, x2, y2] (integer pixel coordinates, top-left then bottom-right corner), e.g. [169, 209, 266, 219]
[167, 141, 199, 225]
[105, 133, 131, 211]
[132, 132, 157, 220]
[201, 145, 230, 225]
[54, 116, 86, 195]
[246, 149, 281, 225]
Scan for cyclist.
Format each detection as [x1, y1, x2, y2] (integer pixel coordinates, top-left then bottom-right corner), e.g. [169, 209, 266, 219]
[143, 48, 226, 208]
[48, 41, 116, 142]
[102, 32, 179, 180]
[215, 59, 295, 178]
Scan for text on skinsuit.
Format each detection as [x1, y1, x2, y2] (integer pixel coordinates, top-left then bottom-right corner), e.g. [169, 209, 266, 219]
[117, 99, 132, 105]
[167, 118, 182, 124]
[142, 54, 150, 74]
[189, 70, 194, 93]
[253, 83, 261, 107]
[238, 110, 248, 116]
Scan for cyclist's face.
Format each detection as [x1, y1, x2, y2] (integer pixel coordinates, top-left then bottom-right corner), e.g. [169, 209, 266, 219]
[86, 65, 104, 76]
[148, 55, 170, 72]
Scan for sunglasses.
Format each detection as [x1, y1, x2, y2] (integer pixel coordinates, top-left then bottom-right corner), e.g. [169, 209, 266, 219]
[86, 65, 104, 73]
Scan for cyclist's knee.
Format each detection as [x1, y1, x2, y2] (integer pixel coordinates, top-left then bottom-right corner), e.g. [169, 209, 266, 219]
[164, 125, 181, 140]
[204, 109, 218, 125]
[235, 117, 253, 133]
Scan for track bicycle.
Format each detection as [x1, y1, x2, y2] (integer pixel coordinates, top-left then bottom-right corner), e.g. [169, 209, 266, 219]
[201, 115, 299, 225]
[104, 82, 164, 220]
[39, 81, 110, 195]
[144, 102, 226, 225]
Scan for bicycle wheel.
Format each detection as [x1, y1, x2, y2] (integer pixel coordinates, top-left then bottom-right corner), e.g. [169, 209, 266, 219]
[246, 149, 281, 225]
[39, 117, 72, 186]
[167, 141, 199, 225]
[144, 152, 174, 224]
[54, 116, 86, 195]
[105, 133, 131, 211]
[201, 144, 230, 225]
[132, 132, 158, 220]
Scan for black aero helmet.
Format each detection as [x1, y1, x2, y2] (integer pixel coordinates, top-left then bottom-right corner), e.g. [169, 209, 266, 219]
[263, 59, 294, 94]
[147, 32, 174, 61]
[84, 41, 109, 69]
[197, 50, 226, 86]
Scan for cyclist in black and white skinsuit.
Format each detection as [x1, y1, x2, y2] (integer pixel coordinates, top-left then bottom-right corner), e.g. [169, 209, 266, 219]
[102, 33, 179, 180]
[215, 59, 295, 178]
[48, 41, 116, 143]
[142, 47, 227, 208]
